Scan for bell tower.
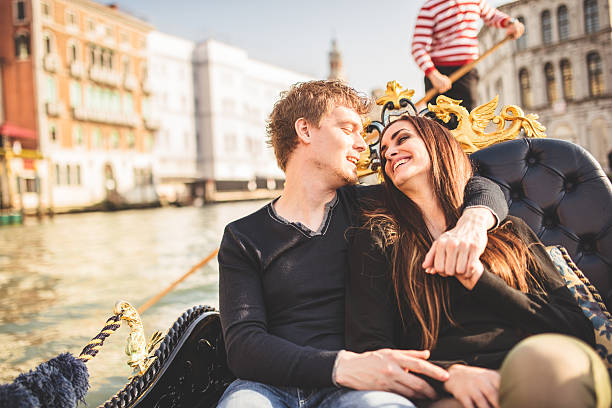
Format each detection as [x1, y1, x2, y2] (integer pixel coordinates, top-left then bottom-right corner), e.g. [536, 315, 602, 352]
[328, 39, 345, 81]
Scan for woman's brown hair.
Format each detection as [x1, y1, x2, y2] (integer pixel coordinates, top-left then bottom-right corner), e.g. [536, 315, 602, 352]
[363, 115, 539, 349]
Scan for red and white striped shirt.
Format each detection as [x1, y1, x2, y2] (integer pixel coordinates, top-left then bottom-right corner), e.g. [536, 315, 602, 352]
[412, 0, 510, 75]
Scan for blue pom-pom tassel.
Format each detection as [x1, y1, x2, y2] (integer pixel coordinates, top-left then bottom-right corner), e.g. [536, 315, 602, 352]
[0, 382, 40, 408]
[0, 353, 89, 408]
[47, 354, 89, 403]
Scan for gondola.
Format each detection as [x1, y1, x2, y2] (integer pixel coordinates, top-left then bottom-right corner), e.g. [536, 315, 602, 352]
[4, 81, 612, 408]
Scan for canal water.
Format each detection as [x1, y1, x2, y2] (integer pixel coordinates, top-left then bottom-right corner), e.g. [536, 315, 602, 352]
[0, 201, 268, 406]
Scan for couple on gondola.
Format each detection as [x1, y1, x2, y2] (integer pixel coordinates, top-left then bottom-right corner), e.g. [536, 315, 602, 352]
[216, 79, 611, 408]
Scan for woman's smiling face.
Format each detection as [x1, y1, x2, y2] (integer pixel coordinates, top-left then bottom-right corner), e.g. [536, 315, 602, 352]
[380, 119, 432, 192]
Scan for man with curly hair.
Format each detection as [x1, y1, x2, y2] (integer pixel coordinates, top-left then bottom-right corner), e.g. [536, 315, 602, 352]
[217, 80, 507, 407]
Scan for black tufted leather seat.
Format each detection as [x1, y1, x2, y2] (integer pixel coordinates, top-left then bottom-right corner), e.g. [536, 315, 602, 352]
[471, 138, 612, 310]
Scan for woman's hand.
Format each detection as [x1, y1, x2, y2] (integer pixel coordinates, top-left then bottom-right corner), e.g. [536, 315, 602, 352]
[444, 364, 500, 408]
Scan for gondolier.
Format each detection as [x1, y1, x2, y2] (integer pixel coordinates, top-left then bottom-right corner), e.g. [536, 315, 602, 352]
[412, 0, 525, 111]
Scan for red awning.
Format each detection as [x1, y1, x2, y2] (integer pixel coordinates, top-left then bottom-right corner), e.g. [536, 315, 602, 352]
[0, 123, 36, 139]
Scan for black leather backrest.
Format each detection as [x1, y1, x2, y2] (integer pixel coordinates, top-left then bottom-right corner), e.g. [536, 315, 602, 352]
[471, 138, 612, 310]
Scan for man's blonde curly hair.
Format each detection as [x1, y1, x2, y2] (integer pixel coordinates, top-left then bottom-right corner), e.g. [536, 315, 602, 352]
[266, 80, 371, 171]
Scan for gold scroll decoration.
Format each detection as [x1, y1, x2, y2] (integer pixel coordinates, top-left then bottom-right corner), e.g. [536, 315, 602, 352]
[428, 95, 547, 154]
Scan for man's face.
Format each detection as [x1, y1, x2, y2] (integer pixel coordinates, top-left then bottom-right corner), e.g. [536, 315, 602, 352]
[308, 105, 367, 186]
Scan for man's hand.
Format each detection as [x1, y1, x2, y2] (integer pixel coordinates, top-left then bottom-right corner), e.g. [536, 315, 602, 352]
[444, 364, 500, 408]
[427, 70, 452, 93]
[334, 349, 449, 399]
[506, 19, 525, 39]
[454, 260, 484, 290]
[423, 207, 494, 277]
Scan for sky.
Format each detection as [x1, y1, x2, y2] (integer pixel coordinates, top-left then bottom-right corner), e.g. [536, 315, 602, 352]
[111, 0, 508, 97]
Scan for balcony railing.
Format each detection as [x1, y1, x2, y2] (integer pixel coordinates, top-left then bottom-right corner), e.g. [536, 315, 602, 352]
[46, 101, 63, 117]
[43, 53, 60, 73]
[143, 115, 161, 130]
[70, 61, 86, 79]
[142, 78, 152, 94]
[88, 66, 121, 87]
[72, 106, 139, 127]
[124, 74, 138, 91]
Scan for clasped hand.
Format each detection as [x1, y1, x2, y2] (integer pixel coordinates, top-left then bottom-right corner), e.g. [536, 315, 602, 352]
[423, 207, 490, 290]
[334, 349, 449, 399]
[445, 364, 500, 408]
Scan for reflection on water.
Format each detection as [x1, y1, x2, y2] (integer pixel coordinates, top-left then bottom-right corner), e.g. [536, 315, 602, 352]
[0, 201, 268, 406]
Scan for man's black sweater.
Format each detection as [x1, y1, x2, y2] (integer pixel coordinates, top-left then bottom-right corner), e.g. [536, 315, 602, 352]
[218, 179, 507, 388]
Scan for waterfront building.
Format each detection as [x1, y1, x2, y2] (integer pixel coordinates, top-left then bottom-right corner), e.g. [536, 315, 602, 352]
[192, 39, 313, 202]
[147, 31, 196, 205]
[0, 0, 42, 213]
[477, 0, 612, 173]
[0, 0, 157, 214]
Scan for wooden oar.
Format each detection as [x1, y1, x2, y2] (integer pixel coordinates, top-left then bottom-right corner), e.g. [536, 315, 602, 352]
[415, 36, 513, 107]
[138, 248, 220, 314]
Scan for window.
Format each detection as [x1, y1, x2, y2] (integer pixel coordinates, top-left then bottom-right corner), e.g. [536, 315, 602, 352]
[519, 68, 532, 108]
[41, 1, 51, 18]
[110, 130, 120, 149]
[111, 91, 121, 113]
[126, 131, 135, 149]
[72, 125, 83, 146]
[14, 32, 30, 59]
[145, 134, 154, 152]
[66, 10, 78, 27]
[69, 81, 82, 107]
[544, 63, 558, 103]
[43, 32, 53, 55]
[49, 123, 57, 142]
[587, 52, 604, 96]
[45, 74, 57, 102]
[15, 0, 26, 22]
[55, 164, 61, 185]
[123, 93, 134, 113]
[516, 16, 527, 50]
[75, 165, 81, 185]
[141, 63, 148, 81]
[558, 5, 569, 40]
[560, 59, 574, 100]
[25, 178, 37, 193]
[584, 0, 599, 34]
[541, 10, 552, 44]
[93, 86, 102, 109]
[102, 88, 111, 111]
[142, 97, 150, 117]
[88, 45, 96, 66]
[87, 19, 95, 33]
[122, 56, 130, 75]
[67, 41, 78, 63]
[93, 128, 102, 149]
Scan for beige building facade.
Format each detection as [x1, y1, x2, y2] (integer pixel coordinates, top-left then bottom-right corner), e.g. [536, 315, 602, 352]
[478, 0, 612, 172]
[1, 0, 158, 213]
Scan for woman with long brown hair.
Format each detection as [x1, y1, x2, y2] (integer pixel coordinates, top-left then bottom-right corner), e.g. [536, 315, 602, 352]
[345, 115, 610, 408]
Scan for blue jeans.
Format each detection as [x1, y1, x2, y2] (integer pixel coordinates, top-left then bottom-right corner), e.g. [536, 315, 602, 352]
[217, 379, 417, 408]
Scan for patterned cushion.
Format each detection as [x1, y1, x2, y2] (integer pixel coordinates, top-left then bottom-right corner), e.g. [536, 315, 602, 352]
[546, 245, 612, 375]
